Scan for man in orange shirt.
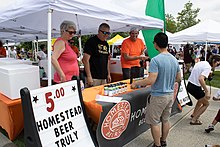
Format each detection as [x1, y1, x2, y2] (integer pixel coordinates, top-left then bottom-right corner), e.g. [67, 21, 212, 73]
[121, 27, 148, 79]
[0, 40, 6, 58]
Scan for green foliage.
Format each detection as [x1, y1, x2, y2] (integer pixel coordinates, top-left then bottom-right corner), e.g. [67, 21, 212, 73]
[111, 32, 129, 38]
[80, 35, 93, 48]
[18, 42, 32, 52]
[166, 1, 200, 33]
[206, 71, 220, 88]
[74, 32, 129, 49]
[184, 71, 220, 88]
[165, 14, 177, 33]
[176, 1, 200, 32]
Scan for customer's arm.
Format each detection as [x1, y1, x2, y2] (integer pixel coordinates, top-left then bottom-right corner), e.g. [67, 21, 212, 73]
[199, 75, 210, 99]
[82, 53, 93, 86]
[131, 72, 158, 89]
[176, 71, 182, 83]
[51, 40, 66, 82]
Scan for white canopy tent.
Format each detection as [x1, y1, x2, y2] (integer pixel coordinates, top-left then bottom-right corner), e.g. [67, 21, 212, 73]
[0, 0, 164, 85]
[170, 20, 220, 42]
[0, 0, 163, 39]
[170, 20, 220, 60]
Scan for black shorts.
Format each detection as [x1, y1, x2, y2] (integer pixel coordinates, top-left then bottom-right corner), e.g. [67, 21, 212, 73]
[186, 82, 205, 100]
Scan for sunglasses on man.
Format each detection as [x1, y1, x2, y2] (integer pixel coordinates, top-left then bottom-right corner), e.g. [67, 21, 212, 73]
[65, 30, 77, 35]
[99, 30, 111, 35]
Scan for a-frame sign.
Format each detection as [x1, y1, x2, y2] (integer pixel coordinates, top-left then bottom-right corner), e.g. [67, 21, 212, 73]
[20, 79, 97, 147]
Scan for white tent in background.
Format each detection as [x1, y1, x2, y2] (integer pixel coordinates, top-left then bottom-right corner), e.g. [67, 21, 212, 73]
[166, 31, 187, 45]
[170, 20, 220, 42]
[0, 0, 163, 38]
[0, 0, 164, 85]
[170, 20, 220, 60]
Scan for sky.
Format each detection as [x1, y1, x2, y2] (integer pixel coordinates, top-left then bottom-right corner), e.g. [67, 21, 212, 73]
[112, 0, 220, 22]
[165, 0, 220, 22]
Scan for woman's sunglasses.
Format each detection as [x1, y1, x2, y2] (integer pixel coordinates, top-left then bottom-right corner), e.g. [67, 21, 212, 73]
[65, 30, 76, 35]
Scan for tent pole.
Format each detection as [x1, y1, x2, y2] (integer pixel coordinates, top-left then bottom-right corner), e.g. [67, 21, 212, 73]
[47, 9, 53, 86]
[6, 40, 9, 58]
[35, 36, 39, 61]
[78, 30, 82, 60]
[78, 36, 82, 60]
[205, 41, 208, 61]
[75, 14, 82, 60]
[32, 41, 36, 61]
[111, 45, 114, 58]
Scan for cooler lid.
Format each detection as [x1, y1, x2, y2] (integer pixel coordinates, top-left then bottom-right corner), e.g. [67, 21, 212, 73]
[0, 64, 39, 74]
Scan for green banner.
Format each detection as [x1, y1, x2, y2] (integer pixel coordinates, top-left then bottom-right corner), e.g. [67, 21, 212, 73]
[143, 0, 165, 58]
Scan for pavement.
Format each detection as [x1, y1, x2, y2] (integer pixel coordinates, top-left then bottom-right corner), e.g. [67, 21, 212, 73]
[0, 86, 219, 147]
[124, 86, 220, 147]
[0, 133, 16, 147]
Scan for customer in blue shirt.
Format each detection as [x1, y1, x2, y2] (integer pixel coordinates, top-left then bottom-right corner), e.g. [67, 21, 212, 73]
[131, 32, 181, 147]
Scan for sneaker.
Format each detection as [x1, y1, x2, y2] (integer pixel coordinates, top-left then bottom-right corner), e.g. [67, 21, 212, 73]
[205, 145, 212, 147]
[213, 96, 220, 101]
[160, 140, 167, 147]
[205, 125, 214, 133]
[152, 144, 161, 147]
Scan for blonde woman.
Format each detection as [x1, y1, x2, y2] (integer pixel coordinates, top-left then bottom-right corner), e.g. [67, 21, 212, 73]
[52, 20, 79, 84]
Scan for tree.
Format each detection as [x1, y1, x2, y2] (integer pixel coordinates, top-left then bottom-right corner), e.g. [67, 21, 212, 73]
[165, 14, 177, 33]
[19, 42, 32, 52]
[176, 1, 200, 32]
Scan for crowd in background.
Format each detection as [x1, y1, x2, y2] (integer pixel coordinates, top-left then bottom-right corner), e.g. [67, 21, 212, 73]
[167, 44, 220, 73]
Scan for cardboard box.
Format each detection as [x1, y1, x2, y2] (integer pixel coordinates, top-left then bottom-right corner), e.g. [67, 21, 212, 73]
[0, 64, 40, 99]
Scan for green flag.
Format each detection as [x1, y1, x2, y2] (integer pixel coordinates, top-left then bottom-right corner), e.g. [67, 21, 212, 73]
[142, 0, 165, 58]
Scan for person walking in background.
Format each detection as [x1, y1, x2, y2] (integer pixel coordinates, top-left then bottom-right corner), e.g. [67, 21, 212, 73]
[52, 20, 79, 84]
[183, 44, 194, 73]
[213, 89, 220, 101]
[37, 44, 47, 60]
[131, 32, 181, 147]
[82, 23, 111, 87]
[120, 27, 148, 80]
[205, 109, 220, 133]
[205, 145, 220, 147]
[9, 46, 17, 59]
[205, 89, 220, 133]
[187, 55, 220, 125]
[0, 40, 6, 58]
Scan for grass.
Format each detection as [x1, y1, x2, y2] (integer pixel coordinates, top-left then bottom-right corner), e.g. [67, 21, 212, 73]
[1, 71, 220, 146]
[207, 71, 220, 88]
[184, 71, 220, 88]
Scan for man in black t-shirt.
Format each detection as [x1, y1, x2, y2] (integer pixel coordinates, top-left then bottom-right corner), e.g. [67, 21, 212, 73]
[82, 23, 111, 87]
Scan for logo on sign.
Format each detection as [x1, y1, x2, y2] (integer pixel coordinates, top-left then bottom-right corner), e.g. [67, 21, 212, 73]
[101, 100, 130, 140]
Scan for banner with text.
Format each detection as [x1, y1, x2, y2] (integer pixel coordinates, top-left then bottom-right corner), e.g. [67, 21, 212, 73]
[20, 80, 97, 147]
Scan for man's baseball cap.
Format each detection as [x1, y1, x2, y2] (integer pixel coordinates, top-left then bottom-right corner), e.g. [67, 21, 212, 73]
[130, 27, 139, 32]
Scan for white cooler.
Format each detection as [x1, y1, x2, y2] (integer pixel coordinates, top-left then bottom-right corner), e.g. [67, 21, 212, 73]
[0, 58, 32, 66]
[0, 64, 40, 99]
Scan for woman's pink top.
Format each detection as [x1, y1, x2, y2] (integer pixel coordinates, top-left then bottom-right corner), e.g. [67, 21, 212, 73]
[53, 37, 79, 83]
